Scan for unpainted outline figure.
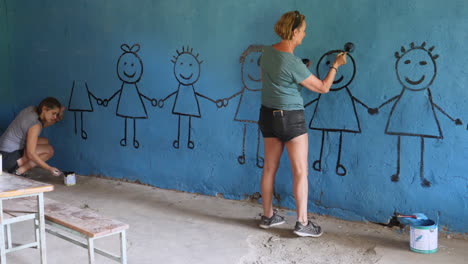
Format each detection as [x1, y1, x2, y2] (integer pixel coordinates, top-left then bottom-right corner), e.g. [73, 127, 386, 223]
[99, 44, 157, 149]
[370, 42, 462, 187]
[67, 80, 101, 139]
[305, 44, 372, 176]
[158, 46, 218, 149]
[218, 45, 264, 168]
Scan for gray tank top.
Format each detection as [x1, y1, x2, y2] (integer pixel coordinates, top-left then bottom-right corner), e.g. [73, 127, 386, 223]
[0, 106, 42, 153]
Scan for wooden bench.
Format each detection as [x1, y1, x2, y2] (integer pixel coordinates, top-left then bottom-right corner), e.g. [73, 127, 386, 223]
[3, 197, 128, 264]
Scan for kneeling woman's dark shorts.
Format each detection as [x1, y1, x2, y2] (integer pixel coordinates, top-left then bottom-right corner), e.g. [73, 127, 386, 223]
[1, 149, 23, 172]
[258, 105, 307, 142]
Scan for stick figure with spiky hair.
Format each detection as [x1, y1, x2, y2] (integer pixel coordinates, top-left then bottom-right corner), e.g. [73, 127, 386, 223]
[158, 46, 217, 149]
[369, 42, 462, 187]
[99, 44, 157, 149]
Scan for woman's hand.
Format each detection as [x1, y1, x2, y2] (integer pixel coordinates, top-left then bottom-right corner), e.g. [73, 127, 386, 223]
[49, 167, 62, 177]
[56, 106, 66, 122]
[333, 52, 347, 68]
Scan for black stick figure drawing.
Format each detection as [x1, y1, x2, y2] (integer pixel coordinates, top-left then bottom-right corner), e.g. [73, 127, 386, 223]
[369, 42, 462, 187]
[158, 46, 217, 149]
[305, 43, 372, 176]
[98, 44, 156, 149]
[67, 80, 101, 139]
[218, 45, 264, 168]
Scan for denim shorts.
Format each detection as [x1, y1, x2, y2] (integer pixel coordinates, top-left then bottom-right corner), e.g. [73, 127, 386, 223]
[1, 149, 23, 172]
[258, 105, 307, 142]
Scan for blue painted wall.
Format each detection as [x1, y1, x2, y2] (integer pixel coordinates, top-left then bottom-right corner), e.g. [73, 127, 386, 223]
[2, 0, 467, 232]
[0, 0, 13, 127]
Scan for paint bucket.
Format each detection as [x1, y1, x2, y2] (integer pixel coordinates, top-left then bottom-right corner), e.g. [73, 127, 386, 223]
[63, 171, 76, 186]
[409, 219, 438, 254]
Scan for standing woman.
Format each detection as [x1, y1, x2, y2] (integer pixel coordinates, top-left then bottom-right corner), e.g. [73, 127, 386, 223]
[0, 97, 64, 176]
[258, 11, 346, 237]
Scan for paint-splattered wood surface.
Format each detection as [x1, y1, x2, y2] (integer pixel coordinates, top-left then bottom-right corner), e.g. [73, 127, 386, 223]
[3, 197, 129, 238]
[0, 173, 54, 198]
[2, 211, 15, 220]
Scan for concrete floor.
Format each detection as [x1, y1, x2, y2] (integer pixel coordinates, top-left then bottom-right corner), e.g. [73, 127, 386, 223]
[5, 172, 468, 264]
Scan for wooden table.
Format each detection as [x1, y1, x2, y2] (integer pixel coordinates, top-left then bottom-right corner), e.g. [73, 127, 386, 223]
[0, 172, 54, 264]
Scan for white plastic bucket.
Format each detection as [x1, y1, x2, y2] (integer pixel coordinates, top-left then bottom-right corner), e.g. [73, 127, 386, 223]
[410, 219, 438, 254]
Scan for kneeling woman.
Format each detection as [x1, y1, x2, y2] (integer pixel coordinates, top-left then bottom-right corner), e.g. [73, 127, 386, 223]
[1, 97, 64, 176]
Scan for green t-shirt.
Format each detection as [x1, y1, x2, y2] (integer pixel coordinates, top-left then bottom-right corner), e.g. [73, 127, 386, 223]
[260, 45, 311, 110]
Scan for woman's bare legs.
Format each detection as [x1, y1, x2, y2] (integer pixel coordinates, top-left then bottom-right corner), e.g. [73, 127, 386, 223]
[16, 137, 54, 174]
[261, 137, 284, 218]
[285, 133, 309, 224]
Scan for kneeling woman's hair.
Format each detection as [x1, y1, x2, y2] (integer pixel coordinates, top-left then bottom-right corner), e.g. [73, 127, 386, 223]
[36, 97, 62, 115]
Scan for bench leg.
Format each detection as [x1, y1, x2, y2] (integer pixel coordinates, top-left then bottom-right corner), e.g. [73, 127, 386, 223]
[88, 237, 95, 264]
[37, 194, 47, 264]
[120, 230, 127, 264]
[6, 224, 11, 250]
[33, 219, 39, 249]
[1, 201, 6, 264]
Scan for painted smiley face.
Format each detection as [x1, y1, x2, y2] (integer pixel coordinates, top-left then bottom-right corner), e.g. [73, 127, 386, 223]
[117, 52, 143, 83]
[241, 51, 262, 91]
[316, 50, 356, 91]
[174, 53, 201, 85]
[396, 49, 436, 91]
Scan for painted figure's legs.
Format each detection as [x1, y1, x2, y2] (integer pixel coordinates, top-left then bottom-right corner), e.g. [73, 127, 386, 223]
[120, 118, 128, 146]
[261, 137, 284, 218]
[133, 119, 139, 149]
[313, 131, 325, 172]
[173, 115, 181, 149]
[238, 124, 264, 168]
[80, 112, 88, 139]
[285, 133, 309, 224]
[238, 124, 246, 165]
[420, 137, 431, 187]
[74, 112, 77, 135]
[187, 116, 194, 149]
[391, 136, 401, 182]
[335, 132, 347, 176]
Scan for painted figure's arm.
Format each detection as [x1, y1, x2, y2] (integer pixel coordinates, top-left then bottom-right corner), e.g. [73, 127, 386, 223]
[353, 97, 371, 110]
[368, 95, 400, 115]
[157, 91, 177, 108]
[215, 90, 243, 108]
[304, 97, 319, 108]
[139, 90, 158, 107]
[195, 92, 216, 104]
[89, 90, 105, 106]
[97, 89, 122, 107]
[433, 103, 462, 125]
